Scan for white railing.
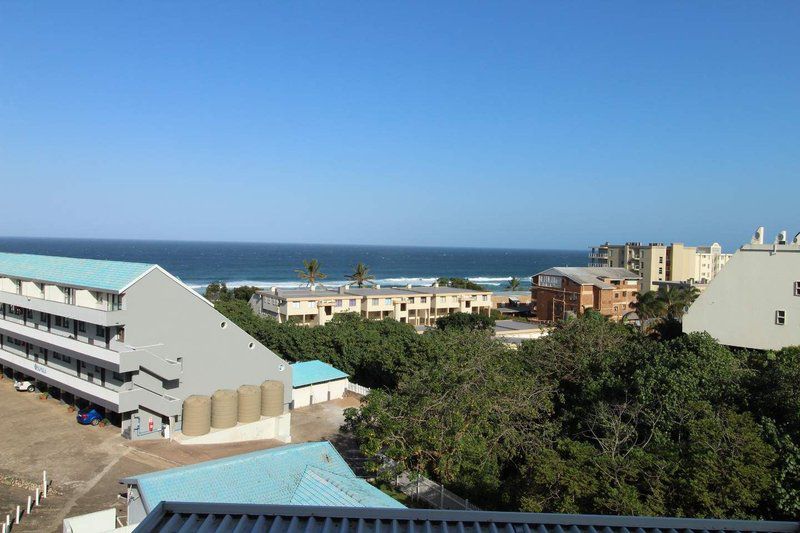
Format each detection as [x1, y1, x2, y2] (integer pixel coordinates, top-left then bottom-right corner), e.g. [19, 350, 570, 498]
[395, 471, 481, 510]
[346, 381, 371, 396]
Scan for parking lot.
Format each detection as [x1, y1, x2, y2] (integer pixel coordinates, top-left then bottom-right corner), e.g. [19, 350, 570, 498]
[0, 377, 365, 532]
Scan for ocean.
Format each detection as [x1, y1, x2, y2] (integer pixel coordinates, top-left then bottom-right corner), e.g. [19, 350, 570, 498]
[0, 237, 587, 291]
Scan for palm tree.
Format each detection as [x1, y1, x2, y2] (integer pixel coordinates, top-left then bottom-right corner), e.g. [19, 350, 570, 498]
[346, 262, 375, 288]
[507, 277, 521, 291]
[295, 259, 327, 287]
[630, 290, 666, 332]
[657, 285, 700, 321]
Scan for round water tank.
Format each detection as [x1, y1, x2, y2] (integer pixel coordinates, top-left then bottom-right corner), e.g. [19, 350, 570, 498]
[238, 385, 262, 423]
[261, 380, 284, 417]
[211, 389, 238, 429]
[182, 395, 211, 436]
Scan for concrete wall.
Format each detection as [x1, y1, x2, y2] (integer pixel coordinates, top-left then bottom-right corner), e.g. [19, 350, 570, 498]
[123, 268, 293, 405]
[683, 246, 800, 350]
[292, 378, 348, 408]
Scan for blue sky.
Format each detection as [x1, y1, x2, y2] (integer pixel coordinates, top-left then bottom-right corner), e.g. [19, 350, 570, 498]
[1, 2, 798, 250]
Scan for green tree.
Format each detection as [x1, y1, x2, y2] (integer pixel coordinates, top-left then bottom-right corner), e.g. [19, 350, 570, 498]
[346, 262, 375, 287]
[435, 312, 495, 331]
[204, 281, 230, 301]
[437, 277, 485, 291]
[232, 285, 260, 301]
[657, 284, 700, 321]
[629, 290, 666, 332]
[507, 277, 521, 291]
[295, 258, 327, 286]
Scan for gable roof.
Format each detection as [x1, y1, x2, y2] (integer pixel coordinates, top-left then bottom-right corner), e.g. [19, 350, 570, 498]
[121, 442, 400, 512]
[136, 503, 800, 533]
[0, 252, 155, 293]
[291, 360, 349, 388]
[536, 267, 639, 289]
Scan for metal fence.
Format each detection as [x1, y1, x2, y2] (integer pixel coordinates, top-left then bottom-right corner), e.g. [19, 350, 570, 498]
[394, 472, 480, 511]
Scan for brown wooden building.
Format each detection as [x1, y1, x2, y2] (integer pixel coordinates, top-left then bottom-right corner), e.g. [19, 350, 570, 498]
[531, 267, 640, 322]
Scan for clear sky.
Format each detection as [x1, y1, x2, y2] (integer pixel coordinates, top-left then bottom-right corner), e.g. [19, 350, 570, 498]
[1, 2, 798, 250]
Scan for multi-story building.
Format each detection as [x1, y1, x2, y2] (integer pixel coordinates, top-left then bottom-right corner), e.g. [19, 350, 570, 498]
[683, 227, 800, 351]
[531, 267, 640, 322]
[589, 241, 732, 291]
[250, 283, 492, 326]
[0, 253, 292, 440]
[250, 286, 362, 326]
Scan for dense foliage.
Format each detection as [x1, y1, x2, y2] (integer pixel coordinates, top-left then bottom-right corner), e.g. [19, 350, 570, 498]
[216, 299, 800, 520]
[204, 281, 260, 302]
[436, 277, 486, 291]
[435, 312, 495, 331]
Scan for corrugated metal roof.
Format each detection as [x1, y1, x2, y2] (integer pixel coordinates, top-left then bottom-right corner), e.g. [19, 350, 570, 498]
[134, 503, 800, 533]
[121, 442, 401, 513]
[292, 360, 349, 388]
[0, 252, 154, 292]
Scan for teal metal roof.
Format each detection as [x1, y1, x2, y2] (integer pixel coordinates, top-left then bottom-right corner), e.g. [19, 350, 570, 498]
[121, 442, 403, 512]
[292, 360, 349, 388]
[0, 252, 154, 292]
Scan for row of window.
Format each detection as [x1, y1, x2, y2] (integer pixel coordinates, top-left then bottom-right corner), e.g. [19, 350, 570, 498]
[287, 294, 489, 310]
[2, 304, 116, 340]
[3, 335, 125, 382]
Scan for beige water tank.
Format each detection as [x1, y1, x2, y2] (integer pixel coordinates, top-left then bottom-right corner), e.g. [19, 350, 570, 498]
[182, 395, 211, 436]
[261, 380, 284, 417]
[211, 389, 238, 428]
[238, 385, 262, 423]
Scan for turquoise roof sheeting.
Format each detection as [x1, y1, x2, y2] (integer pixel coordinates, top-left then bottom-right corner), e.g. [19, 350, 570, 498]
[122, 442, 403, 511]
[292, 360, 349, 388]
[0, 252, 154, 292]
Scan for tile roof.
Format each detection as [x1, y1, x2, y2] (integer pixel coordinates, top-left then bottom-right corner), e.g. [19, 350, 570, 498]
[136, 503, 800, 533]
[535, 267, 639, 289]
[291, 360, 349, 388]
[0, 252, 154, 292]
[121, 442, 402, 512]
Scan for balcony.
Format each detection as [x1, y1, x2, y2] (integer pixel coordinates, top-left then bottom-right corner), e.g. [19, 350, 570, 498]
[0, 319, 120, 367]
[0, 290, 126, 327]
[0, 347, 120, 412]
[588, 252, 609, 259]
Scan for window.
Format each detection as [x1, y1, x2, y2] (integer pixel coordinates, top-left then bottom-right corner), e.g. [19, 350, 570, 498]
[96, 325, 105, 338]
[349, 299, 356, 306]
[795, 281, 800, 296]
[54, 316, 70, 328]
[78, 321, 86, 333]
[539, 275, 562, 288]
[421, 297, 427, 303]
[439, 296, 445, 303]
[112, 372, 124, 382]
[614, 292, 619, 298]
[39, 312, 47, 323]
[62, 354, 71, 364]
[53, 353, 61, 361]
[659, 257, 663, 264]
[291, 302, 300, 309]
[336, 299, 343, 308]
[26, 309, 33, 319]
[371, 298, 378, 305]
[482, 295, 488, 301]
[776, 310, 786, 325]
[384, 298, 392, 305]
[409, 297, 415, 304]
[658, 268, 663, 275]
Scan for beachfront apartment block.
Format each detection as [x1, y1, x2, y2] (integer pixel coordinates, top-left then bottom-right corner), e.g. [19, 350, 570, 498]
[683, 227, 800, 351]
[0, 253, 292, 440]
[589, 241, 732, 291]
[250, 283, 492, 326]
[531, 267, 640, 322]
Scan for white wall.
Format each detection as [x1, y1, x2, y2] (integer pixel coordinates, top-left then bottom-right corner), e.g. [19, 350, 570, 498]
[292, 378, 348, 408]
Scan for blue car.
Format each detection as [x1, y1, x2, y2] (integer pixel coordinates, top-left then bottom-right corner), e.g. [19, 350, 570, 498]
[76, 407, 104, 426]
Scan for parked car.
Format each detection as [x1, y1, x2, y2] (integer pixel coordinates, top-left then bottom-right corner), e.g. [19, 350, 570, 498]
[76, 407, 104, 426]
[14, 380, 35, 392]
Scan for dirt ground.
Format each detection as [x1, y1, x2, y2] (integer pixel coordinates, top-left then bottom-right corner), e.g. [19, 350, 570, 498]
[0, 378, 363, 532]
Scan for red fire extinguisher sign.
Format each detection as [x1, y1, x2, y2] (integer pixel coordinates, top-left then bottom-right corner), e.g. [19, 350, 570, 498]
[148, 417, 154, 432]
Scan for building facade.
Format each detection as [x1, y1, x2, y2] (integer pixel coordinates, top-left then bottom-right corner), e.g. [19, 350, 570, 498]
[589, 241, 732, 291]
[0, 253, 292, 440]
[531, 267, 640, 322]
[250, 283, 492, 326]
[683, 227, 800, 351]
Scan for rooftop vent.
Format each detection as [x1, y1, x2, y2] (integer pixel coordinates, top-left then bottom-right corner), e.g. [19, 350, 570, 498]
[751, 226, 764, 245]
[793, 232, 800, 245]
[776, 230, 788, 245]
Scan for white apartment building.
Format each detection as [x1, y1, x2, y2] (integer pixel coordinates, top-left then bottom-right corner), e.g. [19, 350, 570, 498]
[683, 227, 800, 351]
[0, 253, 292, 440]
[589, 241, 733, 291]
[250, 283, 493, 326]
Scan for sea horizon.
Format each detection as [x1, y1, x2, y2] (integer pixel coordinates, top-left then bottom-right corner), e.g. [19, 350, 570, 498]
[0, 236, 589, 291]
